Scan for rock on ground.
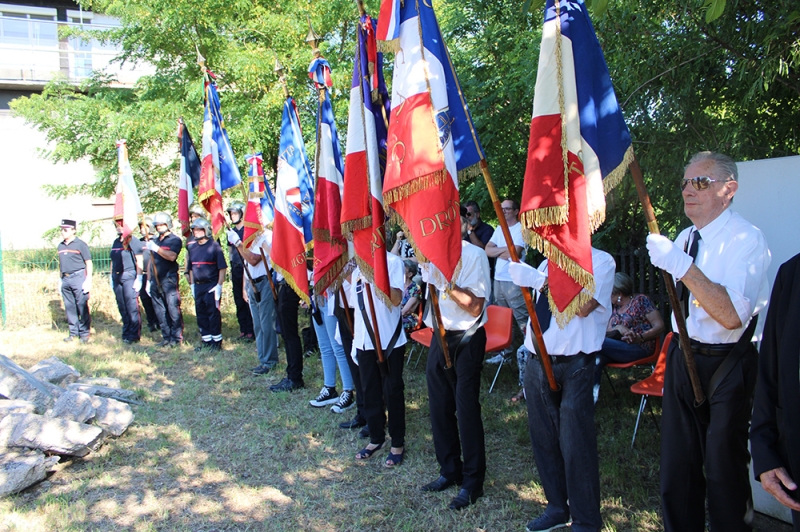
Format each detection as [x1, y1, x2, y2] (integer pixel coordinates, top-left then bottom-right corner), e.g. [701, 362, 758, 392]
[91, 396, 134, 437]
[0, 399, 36, 417]
[67, 383, 138, 403]
[47, 391, 96, 423]
[76, 377, 120, 388]
[0, 355, 62, 414]
[0, 413, 104, 457]
[27, 357, 80, 386]
[0, 450, 60, 498]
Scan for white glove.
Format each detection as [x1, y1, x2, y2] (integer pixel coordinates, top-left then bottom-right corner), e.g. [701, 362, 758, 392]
[190, 284, 196, 299]
[226, 229, 241, 247]
[110, 275, 114, 291]
[420, 263, 447, 292]
[146, 240, 160, 253]
[211, 284, 222, 301]
[133, 275, 142, 293]
[508, 262, 546, 290]
[58, 278, 63, 292]
[646, 234, 693, 278]
[146, 280, 151, 295]
[81, 278, 92, 294]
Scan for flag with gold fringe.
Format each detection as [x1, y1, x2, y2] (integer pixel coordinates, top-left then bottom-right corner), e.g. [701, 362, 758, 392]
[113, 139, 143, 239]
[521, 0, 632, 326]
[242, 153, 269, 249]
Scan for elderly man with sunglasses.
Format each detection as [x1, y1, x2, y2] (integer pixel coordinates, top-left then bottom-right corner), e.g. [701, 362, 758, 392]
[646, 151, 771, 532]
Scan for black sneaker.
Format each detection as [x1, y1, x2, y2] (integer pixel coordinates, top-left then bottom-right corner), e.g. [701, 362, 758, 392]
[251, 364, 272, 375]
[156, 339, 171, 347]
[330, 390, 355, 413]
[309, 386, 339, 407]
[339, 416, 366, 430]
[270, 378, 304, 393]
[526, 513, 571, 532]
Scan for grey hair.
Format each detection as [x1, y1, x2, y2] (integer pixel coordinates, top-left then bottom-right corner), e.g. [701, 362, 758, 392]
[613, 272, 634, 297]
[403, 259, 418, 277]
[686, 151, 738, 182]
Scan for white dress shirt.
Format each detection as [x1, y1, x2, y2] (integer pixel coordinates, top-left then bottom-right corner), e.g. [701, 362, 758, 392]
[671, 209, 771, 344]
[245, 230, 272, 279]
[489, 222, 525, 282]
[424, 241, 491, 331]
[350, 252, 407, 357]
[524, 248, 616, 356]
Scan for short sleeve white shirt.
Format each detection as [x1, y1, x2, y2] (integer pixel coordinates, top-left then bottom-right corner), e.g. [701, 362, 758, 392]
[489, 222, 525, 282]
[245, 230, 272, 278]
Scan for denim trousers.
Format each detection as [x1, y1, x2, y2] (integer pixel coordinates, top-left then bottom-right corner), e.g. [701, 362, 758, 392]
[493, 279, 528, 353]
[313, 311, 354, 391]
[524, 352, 602, 532]
[247, 277, 279, 368]
[594, 337, 649, 387]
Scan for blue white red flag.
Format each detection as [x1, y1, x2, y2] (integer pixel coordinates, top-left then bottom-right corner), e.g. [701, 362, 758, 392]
[308, 57, 333, 89]
[311, 77, 350, 297]
[378, 0, 485, 283]
[177, 121, 201, 238]
[113, 139, 143, 239]
[521, 0, 633, 324]
[341, 12, 392, 305]
[242, 153, 272, 249]
[272, 97, 315, 303]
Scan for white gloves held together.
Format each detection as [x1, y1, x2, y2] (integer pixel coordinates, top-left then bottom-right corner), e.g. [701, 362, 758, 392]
[646, 234, 693, 278]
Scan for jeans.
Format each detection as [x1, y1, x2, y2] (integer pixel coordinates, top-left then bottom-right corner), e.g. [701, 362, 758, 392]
[313, 311, 354, 391]
[524, 352, 602, 532]
[594, 337, 649, 388]
[494, 279, 528, 353]
[113, 271, 140, 341]
[247, 277, 279, 368]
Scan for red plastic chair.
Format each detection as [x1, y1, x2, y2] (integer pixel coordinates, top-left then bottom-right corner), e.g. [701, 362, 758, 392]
[629, 332, 672, 448]
[604, 334, 663, 395]
[484, 305, 514, 393]
[407, 327, 433, 368]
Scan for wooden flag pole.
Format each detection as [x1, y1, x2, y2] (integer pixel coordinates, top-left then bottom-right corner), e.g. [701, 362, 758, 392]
[630, 157, 704, 405]
[428, 284, 454, 370]
[339, 286, 354, 336]
[478, 160, 559, 392]
[365, 283, 389, 376]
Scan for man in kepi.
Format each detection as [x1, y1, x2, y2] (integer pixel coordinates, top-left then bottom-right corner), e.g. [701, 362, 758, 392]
[147, 212, 184, 347]
[647, 151, 770, 532]
[226, 201, 255, 342]
[57, 219, 92, 343]
[510, 247, 615, 532]
[110, 220, 143, 344]
[420, 215, 491, 510]
[187, 218, 227, 351]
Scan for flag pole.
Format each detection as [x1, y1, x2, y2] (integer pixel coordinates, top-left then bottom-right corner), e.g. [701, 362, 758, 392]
[629, 157, 704, 405]
[338, 286, 354, 336]
[478, 160, 559, 392]
[429, 284, 456, 380]
[365, 283, 389, 376]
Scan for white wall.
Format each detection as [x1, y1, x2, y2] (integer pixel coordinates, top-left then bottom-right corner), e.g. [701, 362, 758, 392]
[735, 154, 800, 524]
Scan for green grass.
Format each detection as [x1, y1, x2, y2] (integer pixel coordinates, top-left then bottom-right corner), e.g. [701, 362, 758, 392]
[0, 310, 790, 531]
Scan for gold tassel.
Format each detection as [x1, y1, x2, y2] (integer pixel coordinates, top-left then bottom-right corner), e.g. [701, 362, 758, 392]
[312, 227, 332, 243]
[521, 205, 570, 229]
[551, 289, 593, 329]
[523, 230, 597, 295]
[383, 168, 449, 206]
[352, 255, 394, 308]
[602, 145, 634, 196]
[457, 162, 483, 182]
[377, 39, 400, 54]
[271, 264, 310, 305]
[341, 216, 372, 238]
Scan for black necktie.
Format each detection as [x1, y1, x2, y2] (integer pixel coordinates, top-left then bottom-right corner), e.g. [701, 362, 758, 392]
[676, 231, 701, 316]
[535, 286, 552, 334]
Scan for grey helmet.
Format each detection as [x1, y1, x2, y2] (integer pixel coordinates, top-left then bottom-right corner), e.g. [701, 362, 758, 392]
[140, 216, 155, 235]
[190, 217, 212, 239]
[188, 202, 207, 219]
[153, 212, 173, 233]
[226, 201, 246, 220]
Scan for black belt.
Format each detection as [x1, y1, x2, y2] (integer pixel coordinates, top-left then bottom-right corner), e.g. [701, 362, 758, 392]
[252, 275, 267, 284]
[195, 280, 215, 285]
[62, 269, 85, 278]
[532, 351, 590, 365]
[690, 341, 736, 357]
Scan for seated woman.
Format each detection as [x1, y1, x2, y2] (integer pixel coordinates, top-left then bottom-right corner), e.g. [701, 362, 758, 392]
[401, 260, 422, 334]
[594, 272, 665, 403]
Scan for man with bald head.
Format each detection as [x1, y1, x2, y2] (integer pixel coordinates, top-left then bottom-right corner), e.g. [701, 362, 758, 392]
[647, 151, 771, 532]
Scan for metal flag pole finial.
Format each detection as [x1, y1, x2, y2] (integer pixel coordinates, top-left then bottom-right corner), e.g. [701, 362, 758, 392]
[306, 18, 322, 57]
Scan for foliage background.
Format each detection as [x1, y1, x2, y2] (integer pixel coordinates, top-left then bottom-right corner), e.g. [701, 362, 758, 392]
[10, 0, 800, 251]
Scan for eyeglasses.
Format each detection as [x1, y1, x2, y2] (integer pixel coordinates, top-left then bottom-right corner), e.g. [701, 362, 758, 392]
[680, 176, 732, 191]
[501, 207, 516, 212]
[466, 211, 477, 217]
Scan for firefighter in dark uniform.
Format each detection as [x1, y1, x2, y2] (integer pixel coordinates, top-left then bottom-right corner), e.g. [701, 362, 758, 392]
[226, 201, 255, 342]
[110, 220, 144, 344]
[146, 212, 184, 347]
[138, 217, 160, 332]
[57, 219, 92, 342]
[184, 203, 208, 286]
[187, 218, 227, 351]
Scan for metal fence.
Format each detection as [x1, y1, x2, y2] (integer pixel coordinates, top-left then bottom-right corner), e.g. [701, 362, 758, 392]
[611, 248, 673, 325]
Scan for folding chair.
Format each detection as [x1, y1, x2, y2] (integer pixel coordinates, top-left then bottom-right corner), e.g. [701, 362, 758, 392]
[484, 305, 514, 393]
[629, 332, 672, 448]
[603, 334, 663, 395]
[407, 327, 432, 368]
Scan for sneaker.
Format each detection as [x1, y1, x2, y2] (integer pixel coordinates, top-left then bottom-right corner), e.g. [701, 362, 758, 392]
[309, 386, 339, 407]
[156, 339, 171, 347]
[271, 378, 304, 393]
[525, 513, 571, 532]
[486, 353, 505, 364]
[330, 390, 355, 413]
[251, 364, 272, 375]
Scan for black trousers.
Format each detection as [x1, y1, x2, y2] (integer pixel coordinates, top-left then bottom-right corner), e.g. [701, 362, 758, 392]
[231, 265, 253, 335]
[277, 282, 303, 383]
[151, 274, 183, 342]
[660, 336, 758, 532]
[139, 284, 159, 331]
[426, 327, 487, 492]
[337, 307, 366, 422]
[113, 271, 140, 341]
[357, 345, 406, 448]
[61, 271, 90, 338]
[195, 281, 221, 344]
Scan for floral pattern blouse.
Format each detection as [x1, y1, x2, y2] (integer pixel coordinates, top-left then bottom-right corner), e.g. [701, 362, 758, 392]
[608, 294, 658, 353]
[401, 281, 422, 333]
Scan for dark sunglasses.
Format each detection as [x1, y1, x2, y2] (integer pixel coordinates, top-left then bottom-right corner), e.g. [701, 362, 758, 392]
[680, 175, 731, 191]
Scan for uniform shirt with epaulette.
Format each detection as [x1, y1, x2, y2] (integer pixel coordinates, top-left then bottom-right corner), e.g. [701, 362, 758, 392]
[110, 237, 143, 274]
[150, 233, 183, 279]
[187, 239, 227, 283]
[58, 238, 91, 274]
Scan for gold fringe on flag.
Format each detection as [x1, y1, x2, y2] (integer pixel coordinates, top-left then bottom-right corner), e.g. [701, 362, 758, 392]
[271, 262, 310, 305]
[313, 254, 352, 306]
[457, 162, 482, 182]
[341, 216, 372, 239]
[551, 289, 594, 329]
[523, 227, 597, 294]
[382, 168, 449, 206]
[521, 205, 570, 229]
[312, 227, 332, 243]
[241, 220, 263, 249]
[602, 144, 634, 197]
[352, 254, 394, 308]
[377, 39, 400, 54]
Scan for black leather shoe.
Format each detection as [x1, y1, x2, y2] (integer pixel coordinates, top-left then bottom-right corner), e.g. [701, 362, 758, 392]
[156, 339, 170, 347]
[421, 476, 460, 492]
[270, 378, 305, 392]
[339, 417, 366, 430]
[358, 427, 370, 439]
[448, 487, 483, 510]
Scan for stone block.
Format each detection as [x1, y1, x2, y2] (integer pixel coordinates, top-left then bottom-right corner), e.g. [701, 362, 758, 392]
[0, 355, 61, 414]
[0, 450, 60, 498]
[28, 357, 80, 386]
[91, 396, 134, 437]
[47, 391, 96, 423]
[1, 413, 104, 457]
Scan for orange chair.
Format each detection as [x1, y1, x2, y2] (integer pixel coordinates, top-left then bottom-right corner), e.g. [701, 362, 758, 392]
[484, 305, 514, 393]
[603, 334, 663, 395]
[629, 332, 672, 448]
[407, 327, 433, 368]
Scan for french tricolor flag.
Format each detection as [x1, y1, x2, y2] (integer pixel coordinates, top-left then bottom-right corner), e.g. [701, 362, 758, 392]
[521, 0, 632, 324]
[242, 153, 267, 249]
[177, 121, 201, 238]
[378, 0, 484, 283]
[341, 13, 392, 305]
[271, 97, 315, 304]
[113, 139, 143, 239]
